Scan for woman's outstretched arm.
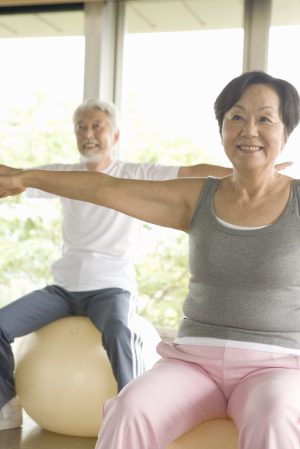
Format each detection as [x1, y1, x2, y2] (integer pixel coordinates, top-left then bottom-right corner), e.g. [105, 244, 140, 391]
[0, 169, 205, 232]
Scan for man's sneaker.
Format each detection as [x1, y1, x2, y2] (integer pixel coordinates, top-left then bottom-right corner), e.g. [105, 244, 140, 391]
[0, 397, 22, 430]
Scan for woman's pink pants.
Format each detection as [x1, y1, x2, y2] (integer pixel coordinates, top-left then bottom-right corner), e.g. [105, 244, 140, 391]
[95, 341, 300, 449]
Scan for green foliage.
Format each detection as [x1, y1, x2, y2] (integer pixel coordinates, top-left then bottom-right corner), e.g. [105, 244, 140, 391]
[0, 197, 62, 307]
[123, 133, 212, 328]
[0, 95, 75, 307]
[0, 94, 77, 168]
[136, 227, 189, 329]
[124, 134, 211, 167]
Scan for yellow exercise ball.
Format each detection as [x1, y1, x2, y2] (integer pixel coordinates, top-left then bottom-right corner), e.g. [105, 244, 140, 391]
[15, 315, 160, 437]
[167, 419, 238, 449]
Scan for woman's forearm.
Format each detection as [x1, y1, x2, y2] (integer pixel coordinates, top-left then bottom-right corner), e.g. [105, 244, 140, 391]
[20, 169, 110, 203]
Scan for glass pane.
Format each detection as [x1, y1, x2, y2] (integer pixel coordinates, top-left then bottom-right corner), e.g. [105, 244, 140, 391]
[122, 0, 244, 166]
[121, 0, 244, 329]
[0, 10, 85, 305]
[268, 0, 300, 177]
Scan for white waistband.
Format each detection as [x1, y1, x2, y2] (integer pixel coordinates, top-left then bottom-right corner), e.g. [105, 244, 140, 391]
[174, 337, 300, 355]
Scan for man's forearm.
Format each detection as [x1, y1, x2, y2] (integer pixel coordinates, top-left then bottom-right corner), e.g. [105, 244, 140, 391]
[178, 161, 292, 178]
[178, 163, 231, 178]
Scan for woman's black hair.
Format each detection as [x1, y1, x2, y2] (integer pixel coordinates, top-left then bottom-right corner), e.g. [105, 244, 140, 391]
[214, 71, 300, 137]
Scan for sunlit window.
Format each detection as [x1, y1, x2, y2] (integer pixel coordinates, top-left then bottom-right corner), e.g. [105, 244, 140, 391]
[121, 0, 244, 329]
[268, 0, 300, 177]
[0, 8, 84, 305]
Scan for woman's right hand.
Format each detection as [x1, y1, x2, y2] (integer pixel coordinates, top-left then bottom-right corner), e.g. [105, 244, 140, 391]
[0, 164, 22, 174]
[0, 168, 25, 197]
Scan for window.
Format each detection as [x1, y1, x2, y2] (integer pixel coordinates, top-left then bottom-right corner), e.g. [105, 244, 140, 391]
[0, 7, 85, 305]
[120, 0, 244, 329]
[268, 0, 300, 177]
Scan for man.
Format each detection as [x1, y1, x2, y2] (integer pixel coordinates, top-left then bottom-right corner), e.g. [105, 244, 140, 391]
[0, 99, 289, 430]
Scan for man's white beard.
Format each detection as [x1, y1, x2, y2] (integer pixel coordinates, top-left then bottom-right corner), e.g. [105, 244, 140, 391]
[80, 151, 105, 163]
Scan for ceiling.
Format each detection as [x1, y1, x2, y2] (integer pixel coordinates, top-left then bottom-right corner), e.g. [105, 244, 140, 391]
[0, 9, 84, 36]
[126, 0, 244, 32]
[0, 0, 299, 38]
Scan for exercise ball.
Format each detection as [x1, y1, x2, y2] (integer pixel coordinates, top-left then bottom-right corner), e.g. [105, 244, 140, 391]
[15, 315, 160, 437]
[167, 419, 238, 449]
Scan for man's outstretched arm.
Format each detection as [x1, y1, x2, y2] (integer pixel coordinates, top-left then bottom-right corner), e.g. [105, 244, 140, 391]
[178, 161, 293, 178]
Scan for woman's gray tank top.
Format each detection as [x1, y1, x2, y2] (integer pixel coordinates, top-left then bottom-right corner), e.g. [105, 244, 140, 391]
[178, 177, 300, 349]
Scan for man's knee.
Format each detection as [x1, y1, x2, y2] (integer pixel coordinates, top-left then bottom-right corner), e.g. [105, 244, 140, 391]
[102, 320, 131, 346]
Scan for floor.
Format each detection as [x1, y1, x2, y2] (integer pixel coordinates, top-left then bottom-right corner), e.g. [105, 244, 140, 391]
[0, 412, 97, 449]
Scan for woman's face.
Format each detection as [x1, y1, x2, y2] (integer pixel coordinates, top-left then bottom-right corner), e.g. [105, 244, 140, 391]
[221, 83, 286, 172]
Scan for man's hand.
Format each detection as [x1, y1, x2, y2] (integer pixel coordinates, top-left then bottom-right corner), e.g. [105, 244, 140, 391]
[275, 161, 293, 171]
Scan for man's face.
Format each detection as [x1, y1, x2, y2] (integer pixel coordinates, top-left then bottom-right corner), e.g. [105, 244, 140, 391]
[75, 108, 119, 163]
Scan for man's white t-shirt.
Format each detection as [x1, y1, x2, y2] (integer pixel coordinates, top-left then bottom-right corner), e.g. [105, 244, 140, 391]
[28, 160, 179, 293]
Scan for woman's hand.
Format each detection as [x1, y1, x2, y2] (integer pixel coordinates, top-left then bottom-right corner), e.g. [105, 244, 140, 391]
[0, 168, 25, 197]
[0, 164, 22, 175]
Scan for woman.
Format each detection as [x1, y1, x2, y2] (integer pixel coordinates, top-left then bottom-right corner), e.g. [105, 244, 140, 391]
[1, 71, 300, 448]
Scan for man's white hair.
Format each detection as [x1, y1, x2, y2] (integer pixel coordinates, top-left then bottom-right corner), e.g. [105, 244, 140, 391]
[73, 99, 120, 131]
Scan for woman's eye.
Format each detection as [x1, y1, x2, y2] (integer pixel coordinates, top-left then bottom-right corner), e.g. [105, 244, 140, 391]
[260, 116, 271, 123]
[231, 114, 243, 121]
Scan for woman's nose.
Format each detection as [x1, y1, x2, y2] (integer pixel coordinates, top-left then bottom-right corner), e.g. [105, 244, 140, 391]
[241, 119, 258, 136]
